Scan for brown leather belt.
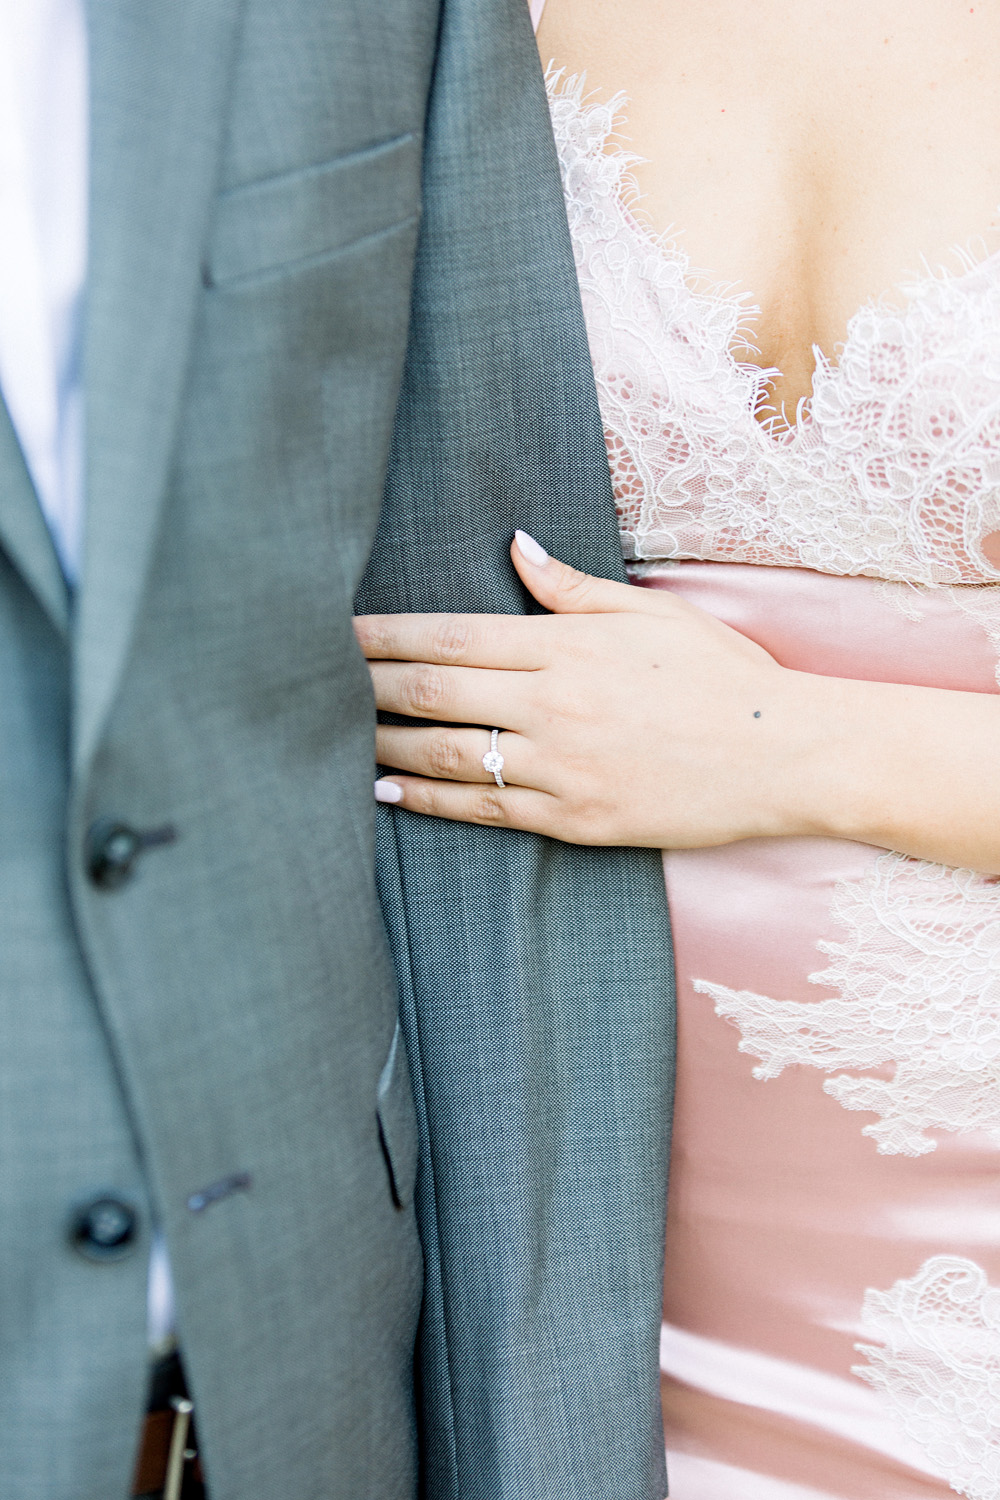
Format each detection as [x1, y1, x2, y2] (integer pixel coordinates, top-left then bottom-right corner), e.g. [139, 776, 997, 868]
[131, 1351, 205, 1500]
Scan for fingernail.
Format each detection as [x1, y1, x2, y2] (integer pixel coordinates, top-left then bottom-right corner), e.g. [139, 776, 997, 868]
[514, 529, 549, 567]
[374, 779, 404, 804]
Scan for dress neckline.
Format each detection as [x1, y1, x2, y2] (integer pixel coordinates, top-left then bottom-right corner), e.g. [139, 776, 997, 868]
[547, 66, 1000, 447]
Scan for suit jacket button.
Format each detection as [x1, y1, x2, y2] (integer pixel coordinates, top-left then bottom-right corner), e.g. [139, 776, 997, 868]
[69, 1196, 140, 1260]
[85, 820, 142, 889]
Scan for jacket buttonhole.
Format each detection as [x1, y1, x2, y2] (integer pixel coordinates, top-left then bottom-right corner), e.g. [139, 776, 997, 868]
[187, 1170, 253, 1214]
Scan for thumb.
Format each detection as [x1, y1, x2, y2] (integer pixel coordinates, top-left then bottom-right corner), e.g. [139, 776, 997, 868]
[510, 529, 658, 615]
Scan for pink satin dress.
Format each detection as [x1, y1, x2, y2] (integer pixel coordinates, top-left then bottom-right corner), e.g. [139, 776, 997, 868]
[541, 49, 1000, 1500]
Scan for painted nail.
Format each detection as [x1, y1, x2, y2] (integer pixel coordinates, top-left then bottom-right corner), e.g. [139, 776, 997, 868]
[374, 779, 404, 804]
[514, 529, 550, 567]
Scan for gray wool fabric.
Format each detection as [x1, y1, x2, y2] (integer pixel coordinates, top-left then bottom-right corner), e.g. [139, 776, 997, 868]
[358, 1, 676, 1496]
[0, 0, 674, 1497]
[2, 0, 431, 1495]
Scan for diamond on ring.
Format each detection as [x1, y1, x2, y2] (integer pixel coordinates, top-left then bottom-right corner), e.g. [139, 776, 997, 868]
[482, 728, 506, 787]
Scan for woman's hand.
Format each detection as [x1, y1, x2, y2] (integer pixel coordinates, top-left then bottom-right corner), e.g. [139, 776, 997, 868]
[356, 531, 1000, 869]
[354, 532, 842, 848]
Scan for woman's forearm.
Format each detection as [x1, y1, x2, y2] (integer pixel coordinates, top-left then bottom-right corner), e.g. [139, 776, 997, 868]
[782, 670, 1000, 872]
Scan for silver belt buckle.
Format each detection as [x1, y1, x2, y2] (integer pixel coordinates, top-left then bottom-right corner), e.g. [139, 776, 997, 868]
[164, 1396, 195, 1500]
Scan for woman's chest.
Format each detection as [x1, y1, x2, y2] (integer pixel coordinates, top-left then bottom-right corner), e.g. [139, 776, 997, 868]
[548, 69, 1000, 585]
[540, 0, 1000, 415]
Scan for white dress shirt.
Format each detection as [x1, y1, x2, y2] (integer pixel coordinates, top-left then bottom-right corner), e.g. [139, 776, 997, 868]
[0, 0, 174, 1345]
[0, 0, 87, 580]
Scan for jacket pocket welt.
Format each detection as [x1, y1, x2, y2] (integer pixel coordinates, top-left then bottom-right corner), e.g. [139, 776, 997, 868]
[376, 1019, 418, 1210]
[205, 132, 421, 289]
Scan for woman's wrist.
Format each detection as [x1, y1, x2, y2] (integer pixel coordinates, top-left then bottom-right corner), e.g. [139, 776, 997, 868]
[755, 668, 919, 848]
[752, 667, 862, 843]
[783, 672, 892, 844]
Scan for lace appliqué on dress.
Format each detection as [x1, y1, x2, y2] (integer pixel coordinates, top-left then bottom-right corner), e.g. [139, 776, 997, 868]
[854, 1256, 1000, 1499]
[547, 70, 1000, 587]
[546, 69, 777, 562]
[875, 578, 1000, 688]
[694, 855, 1000, 1156]
[950, 585, 1000, 688]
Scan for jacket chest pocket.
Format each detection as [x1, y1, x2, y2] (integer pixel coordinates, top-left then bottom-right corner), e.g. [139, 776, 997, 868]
[205, 132, 421, 290]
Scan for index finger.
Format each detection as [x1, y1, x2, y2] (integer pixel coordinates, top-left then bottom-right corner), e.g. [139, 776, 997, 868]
[353, 611, 548, 670]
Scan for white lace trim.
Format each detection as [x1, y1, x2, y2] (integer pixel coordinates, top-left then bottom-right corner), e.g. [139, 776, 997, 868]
[951, 588, 1000, 688]
[694, 854, 1000, 1156]
[854, 1256, 1000, 1499]
[548, 69, 1000, 586]
[874, 578, 1000, 688]
[662, 1321, 945, 1477]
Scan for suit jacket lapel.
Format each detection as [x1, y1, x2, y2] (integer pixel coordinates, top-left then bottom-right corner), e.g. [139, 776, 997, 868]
[74, 0, 243, 770]
[0, 398, 69, 635]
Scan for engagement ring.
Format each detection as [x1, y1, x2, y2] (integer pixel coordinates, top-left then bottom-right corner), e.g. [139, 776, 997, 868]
[482, 728, 506, 787]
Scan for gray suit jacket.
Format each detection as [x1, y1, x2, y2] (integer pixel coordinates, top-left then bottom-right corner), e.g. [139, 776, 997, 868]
[358, 2, 675, 1495]
[0, 0, 674, 1497]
